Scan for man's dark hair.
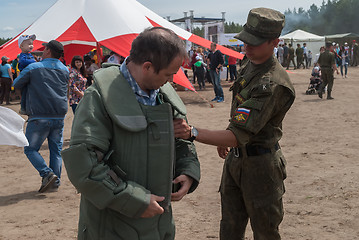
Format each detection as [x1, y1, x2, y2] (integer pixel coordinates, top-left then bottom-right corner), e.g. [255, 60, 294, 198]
[129, 27, 187, 73]
[47, 47, 62, 59]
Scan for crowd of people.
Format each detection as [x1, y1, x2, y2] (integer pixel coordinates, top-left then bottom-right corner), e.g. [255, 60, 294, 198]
[187, 44, 247, 103]
[0, 44, 124, 107]
[274, 40, 359, 74]
[301, 40, 358, 99]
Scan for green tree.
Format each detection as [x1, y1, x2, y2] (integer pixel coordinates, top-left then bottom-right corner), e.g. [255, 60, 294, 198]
[192, 26, 204, 38]
[284, 0, 359, 35]
[0, 37, 11, 46]
[224, 22, 243, 33]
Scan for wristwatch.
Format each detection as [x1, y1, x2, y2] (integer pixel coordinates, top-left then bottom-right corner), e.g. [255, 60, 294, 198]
[188, 126, 198, 142]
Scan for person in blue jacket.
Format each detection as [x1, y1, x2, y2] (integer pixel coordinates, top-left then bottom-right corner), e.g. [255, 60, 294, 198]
[13, 40, 69, 193]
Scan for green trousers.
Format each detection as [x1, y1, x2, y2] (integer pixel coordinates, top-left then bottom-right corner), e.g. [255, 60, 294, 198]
[219, 148, 286, 240]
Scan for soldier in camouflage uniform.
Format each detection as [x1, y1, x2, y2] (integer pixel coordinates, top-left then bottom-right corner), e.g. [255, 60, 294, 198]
[286, 43, 296, 70]
[174, 7, 295, 240]
[317, 42, 338, 100]
[296, 44, 304, 69]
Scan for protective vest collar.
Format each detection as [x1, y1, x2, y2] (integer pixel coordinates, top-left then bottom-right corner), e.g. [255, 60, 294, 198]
[93, 66, 187, 132]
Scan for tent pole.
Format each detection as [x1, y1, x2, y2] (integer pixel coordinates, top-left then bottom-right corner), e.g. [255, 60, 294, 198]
[96, 42, 102, 67]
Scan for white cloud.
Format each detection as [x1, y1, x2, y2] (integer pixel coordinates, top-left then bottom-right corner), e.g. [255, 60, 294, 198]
[2, 26, 15, 32]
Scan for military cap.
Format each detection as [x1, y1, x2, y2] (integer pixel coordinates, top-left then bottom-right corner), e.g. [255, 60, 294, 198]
[235, 7, 285, 46]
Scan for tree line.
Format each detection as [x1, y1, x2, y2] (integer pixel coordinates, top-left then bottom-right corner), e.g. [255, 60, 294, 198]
[283, 0, 359, 35]
[193, 0, 358, 37]
[0, 37, 11, 46]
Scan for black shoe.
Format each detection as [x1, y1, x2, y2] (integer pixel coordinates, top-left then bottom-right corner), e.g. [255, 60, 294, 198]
[39, 172, 58, 193]
[318, 92, 323, 99]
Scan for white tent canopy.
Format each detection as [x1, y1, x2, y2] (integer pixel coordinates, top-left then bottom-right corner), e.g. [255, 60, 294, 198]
[0, 0, 244, 91]
[281, 29, 325, 61]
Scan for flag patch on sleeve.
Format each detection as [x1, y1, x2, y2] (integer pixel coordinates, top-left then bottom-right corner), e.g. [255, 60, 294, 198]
[233, 107, 250, 124]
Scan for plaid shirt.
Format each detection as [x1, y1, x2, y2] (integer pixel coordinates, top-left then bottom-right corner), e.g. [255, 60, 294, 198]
[120, 58, 159, 106]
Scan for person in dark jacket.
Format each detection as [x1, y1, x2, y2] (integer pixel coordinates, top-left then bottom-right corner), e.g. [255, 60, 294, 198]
[208, 42, 225, 102]
[13, 40, 69, 193]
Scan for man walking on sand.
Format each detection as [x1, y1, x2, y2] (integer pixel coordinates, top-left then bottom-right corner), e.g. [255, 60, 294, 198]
[13, 40, 69, 193]
[208, 42, 225, 103]
[317, 41, 338, 100]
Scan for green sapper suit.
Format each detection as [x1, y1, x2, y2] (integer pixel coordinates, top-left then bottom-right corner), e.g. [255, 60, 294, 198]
[62, 66, 200, 240]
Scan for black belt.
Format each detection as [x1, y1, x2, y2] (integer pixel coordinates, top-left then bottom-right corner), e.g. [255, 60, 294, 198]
[233, 143, 280, 157]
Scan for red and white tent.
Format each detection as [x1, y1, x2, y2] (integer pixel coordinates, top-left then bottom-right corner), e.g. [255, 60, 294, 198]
[0, 0, 243, 91]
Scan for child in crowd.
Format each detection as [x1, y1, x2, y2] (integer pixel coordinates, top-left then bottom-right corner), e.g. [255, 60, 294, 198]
[194, 55, 207, 90]
[17, 34, 36, 115]
[307, 50, 313, 68]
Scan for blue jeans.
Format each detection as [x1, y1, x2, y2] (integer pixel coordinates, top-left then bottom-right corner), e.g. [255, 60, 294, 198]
[340, 64, 348, 76]
[24, 119, 64, 182]
[209, 69, 224, 98]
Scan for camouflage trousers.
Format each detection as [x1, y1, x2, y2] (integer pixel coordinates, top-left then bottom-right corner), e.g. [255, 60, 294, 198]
[320, 69, 334, 93]
[219, 148, 286, 240]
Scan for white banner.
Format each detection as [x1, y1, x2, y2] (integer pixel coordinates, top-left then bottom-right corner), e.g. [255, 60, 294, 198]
[0, 106, 28, 147]
[219, 33, 244, 46]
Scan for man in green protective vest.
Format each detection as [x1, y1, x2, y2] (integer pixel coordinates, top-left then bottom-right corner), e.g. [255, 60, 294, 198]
[174, 7, 295, 240]
[61, 27, 200, 240]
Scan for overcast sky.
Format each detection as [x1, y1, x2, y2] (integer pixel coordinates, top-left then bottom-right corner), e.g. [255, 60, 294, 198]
[0, 0, 325, 39]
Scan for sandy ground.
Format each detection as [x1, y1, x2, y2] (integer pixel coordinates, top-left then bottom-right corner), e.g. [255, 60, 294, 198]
[1, 66, 359, 240]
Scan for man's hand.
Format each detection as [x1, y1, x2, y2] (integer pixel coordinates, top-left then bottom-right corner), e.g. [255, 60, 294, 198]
[217, 146, 229, 159]
[171, 175, 193, 201]
[173, 118, 191, 139]
[140, 194, 165, 218]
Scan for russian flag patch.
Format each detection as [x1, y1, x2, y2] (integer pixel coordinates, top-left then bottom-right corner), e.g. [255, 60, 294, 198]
[233, 107, 250, 124]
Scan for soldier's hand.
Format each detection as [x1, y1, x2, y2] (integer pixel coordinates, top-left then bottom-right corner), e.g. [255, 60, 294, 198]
[217, 146, 229, 159]
[140, 194, 165, 218]
[173, 118, 191, 139]
[171, 175, 193, 201]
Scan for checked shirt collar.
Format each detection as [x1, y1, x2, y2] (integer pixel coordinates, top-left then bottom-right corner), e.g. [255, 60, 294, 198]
[120, 57, 159, 106]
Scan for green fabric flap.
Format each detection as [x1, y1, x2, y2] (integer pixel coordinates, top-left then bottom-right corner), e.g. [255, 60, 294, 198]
[160, 82, 187, 116]
[241, 99, 264, 110]
[239, 88, 249, 100]
[93, 66, 147, 132]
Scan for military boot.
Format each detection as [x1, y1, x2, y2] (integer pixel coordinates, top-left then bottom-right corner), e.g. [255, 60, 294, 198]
[318, 90, 323, 99]
[327, 91, 334, 100]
